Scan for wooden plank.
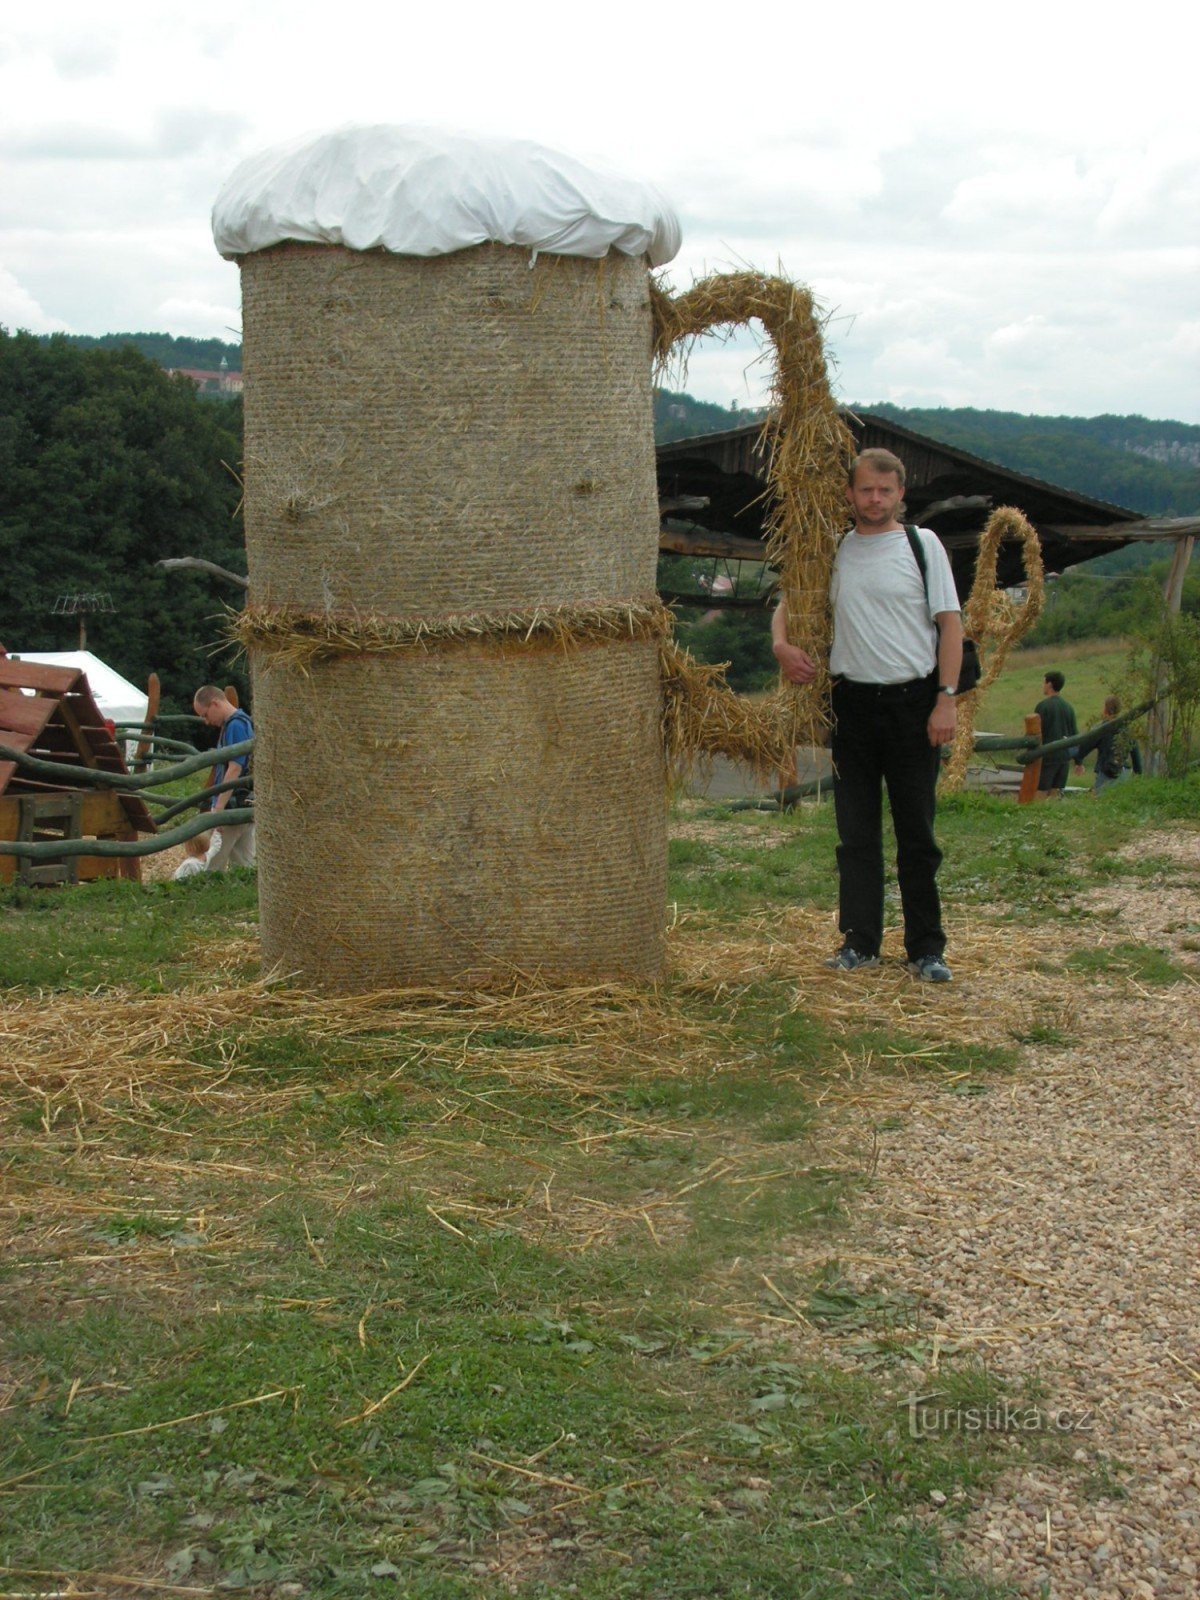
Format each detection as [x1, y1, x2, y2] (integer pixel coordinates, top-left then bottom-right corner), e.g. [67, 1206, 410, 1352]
[53, 695, 102, 770]
[79, 791, 127, 832]
[659, 528, 768, 561]
[1017, 714, 1043, 805]
[1037, 518, 1200, 543]
[0, 660, 80, 694]
[0, 789, 139, 883]
[79, 855, 128, 883]
[0, 727, 36, 795]
[0, 687, 57, 740]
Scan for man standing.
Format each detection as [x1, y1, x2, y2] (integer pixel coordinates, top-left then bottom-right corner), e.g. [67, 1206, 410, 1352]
[772, 448, 963, 981]
[192, 685, 255, 871]
[1034, 672, 1079, 797]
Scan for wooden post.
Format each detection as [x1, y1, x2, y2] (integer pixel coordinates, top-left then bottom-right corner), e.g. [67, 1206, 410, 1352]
[1017, 714, 1043, 804]
[1164, 536, 1195, 615]
[1147, 535, 1195, 773]
[134, 672, 161, 769]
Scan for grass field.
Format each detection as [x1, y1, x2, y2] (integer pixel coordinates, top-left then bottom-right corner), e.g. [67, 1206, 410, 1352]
[975, 639, 1133, 736]
[3, 774, 1198, 1598]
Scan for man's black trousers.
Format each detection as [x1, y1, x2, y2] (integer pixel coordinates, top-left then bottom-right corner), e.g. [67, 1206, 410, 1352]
[829, 676, 946, 962]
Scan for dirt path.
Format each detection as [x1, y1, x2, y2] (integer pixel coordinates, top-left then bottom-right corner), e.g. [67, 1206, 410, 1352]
[776, 829, 1200, 1599]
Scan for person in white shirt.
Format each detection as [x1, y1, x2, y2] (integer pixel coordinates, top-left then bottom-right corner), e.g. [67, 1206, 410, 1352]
[771, 448, 963, 981]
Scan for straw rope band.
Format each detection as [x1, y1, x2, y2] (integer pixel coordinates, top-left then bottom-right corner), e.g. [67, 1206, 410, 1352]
[651, 271, 855, 758]
[233, 598, 674, 668]
[659, 638, 799, 780]
[941, 505, 1046, 791]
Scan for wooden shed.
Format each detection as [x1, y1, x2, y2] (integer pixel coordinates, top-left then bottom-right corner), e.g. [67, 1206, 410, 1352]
[656, 410, 1194, 596]
[0, 658, 156, 886]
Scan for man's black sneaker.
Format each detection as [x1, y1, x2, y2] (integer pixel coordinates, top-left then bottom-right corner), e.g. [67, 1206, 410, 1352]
[907, 954, 952, 983]
[825, 947, 880, 972]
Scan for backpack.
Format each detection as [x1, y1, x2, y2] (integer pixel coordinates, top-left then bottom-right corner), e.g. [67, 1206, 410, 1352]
[903, 525, 981, 695]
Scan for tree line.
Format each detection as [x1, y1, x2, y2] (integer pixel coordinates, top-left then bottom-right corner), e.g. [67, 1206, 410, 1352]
[6, 333, 1197, 708]
[2, 330, 246, 710]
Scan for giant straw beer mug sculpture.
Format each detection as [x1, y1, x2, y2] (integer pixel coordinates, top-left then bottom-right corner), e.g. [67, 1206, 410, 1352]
[213, 127, 682, 990]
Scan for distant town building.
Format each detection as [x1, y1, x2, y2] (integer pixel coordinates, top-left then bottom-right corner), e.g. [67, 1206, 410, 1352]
[168, 366, 244, 397]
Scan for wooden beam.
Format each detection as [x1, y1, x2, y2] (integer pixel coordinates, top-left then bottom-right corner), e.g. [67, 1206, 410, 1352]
[919, 494, 992, 521]
[661, 590, 776, 610]
[659, 528, 767, 561]
[1037, 517, 1200, 542]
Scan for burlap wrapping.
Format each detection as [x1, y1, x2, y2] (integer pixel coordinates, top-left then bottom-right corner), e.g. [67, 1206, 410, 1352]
[239, 242, 666, 989]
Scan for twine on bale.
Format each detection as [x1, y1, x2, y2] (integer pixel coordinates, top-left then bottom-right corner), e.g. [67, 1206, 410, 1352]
[233, 598, 674, 669]
[231, 602, 800, 780]
[650, 271, 855, 764]
[941, 505, 1046, 792]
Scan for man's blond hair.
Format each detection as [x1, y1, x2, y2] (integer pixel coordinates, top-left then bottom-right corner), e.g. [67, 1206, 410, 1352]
[193, 684, 223, 709]
[850, 447, 906, 489]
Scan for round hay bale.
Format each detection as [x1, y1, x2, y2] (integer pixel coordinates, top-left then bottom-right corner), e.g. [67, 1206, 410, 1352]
[238, 241, 666, 989]
[253, 640, 665, 989]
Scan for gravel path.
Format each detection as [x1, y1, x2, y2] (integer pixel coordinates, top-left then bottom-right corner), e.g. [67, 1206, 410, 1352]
[778, 828, 1200, 1599]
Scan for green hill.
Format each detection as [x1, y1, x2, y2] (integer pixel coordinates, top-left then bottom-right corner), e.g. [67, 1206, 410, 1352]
[852, 403, 1200, 518]
[41, 332, 243, 373]
[652, 392, 1200, 518]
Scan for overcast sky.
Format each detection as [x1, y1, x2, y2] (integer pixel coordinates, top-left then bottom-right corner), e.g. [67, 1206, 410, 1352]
[2, 0, 1196, 423]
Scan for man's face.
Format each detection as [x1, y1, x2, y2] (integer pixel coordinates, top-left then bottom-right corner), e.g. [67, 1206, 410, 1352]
[195, 697, 224, 728]
[1043, 679, 1053, 697]
[846, 465, 904, 531]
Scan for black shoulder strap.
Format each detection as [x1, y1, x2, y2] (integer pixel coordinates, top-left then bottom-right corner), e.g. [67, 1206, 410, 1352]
[903, 524, 928, 597]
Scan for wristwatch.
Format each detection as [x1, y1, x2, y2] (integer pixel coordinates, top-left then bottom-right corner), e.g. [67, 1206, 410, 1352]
[938, 685, 958, 697]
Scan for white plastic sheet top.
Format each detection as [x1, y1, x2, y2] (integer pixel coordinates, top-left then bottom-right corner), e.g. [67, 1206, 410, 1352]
[212, 125, 681, 267]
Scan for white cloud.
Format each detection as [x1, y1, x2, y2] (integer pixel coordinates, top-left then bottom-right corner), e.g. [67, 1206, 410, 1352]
[153, 297, 242, 341]
[0, 265, 69, 333]
[0, 0, 1195, 422]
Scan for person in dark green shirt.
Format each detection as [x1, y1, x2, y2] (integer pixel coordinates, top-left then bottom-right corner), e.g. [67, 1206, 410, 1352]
[1035, 671, 1080, 796]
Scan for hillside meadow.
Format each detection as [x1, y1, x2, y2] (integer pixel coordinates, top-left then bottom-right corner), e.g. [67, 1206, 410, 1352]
[975, 640, 1132, 737]
[3, 771, 1199, 1598]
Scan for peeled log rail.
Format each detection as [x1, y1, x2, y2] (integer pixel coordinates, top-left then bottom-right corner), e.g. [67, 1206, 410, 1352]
[157, 556, 250, 588]
[0, 738, 252, 792]
[113, 731, 204, 757]
[0, 809, 253, 861]
[730, 776, 833, 811]
[1014, 700, 1154, 766]
[143, 778, 251, 823]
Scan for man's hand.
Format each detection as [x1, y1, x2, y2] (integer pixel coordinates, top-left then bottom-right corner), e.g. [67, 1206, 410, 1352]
[773, 640, 818, 685]
[928, 696, 957, 747]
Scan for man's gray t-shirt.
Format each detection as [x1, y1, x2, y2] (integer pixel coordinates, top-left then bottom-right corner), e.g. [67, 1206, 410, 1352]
[829, 526, 960, 685]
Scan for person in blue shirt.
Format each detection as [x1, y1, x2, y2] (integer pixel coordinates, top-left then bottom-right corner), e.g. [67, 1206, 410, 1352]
[192, 685, 255, 871]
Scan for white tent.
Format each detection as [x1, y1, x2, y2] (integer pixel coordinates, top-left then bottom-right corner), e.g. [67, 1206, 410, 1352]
[9, 651, 149, 728]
